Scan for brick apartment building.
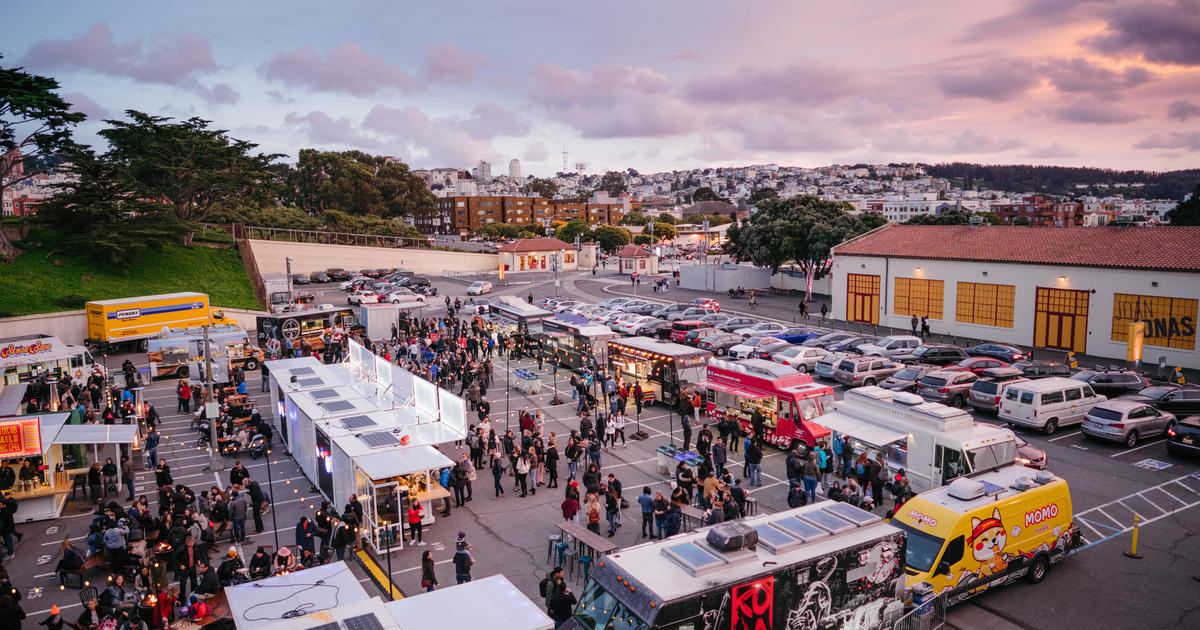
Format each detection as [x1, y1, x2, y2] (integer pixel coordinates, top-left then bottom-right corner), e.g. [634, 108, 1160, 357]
[417, 196, 637, 234]
[991, 196, 1083, 227]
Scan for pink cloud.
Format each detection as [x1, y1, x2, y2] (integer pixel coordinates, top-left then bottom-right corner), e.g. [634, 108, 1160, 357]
[362, 104, 497, 166]
[1134, 131, 1200, 150]
[260, 43, 420, 95]
[1041, 57, 1154, 94]
[523, 142, 549, 162]
[528, 63, 702, 138]
[1087, 0, 1200, 66]
[420, 44, 490, 85]
[1055, 102, 1143, 124]
[685, 62, 857, 107]
[938, 60, 1040, 101]
[1167, 98, 1200, 120]
[20, 22, 235, 104]
[283, 111, 383, 148]
[61, 92, 109, 120]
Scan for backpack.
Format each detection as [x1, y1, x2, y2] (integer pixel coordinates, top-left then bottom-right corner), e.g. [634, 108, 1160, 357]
[539, 576, 551, 598]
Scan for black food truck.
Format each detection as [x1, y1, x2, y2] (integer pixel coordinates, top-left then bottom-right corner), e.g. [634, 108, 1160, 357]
[488, 296, 553, 334]
[536, 315, 620, 371]
[256, 306, 363, 356]
[565, 501, 907, 630]
[607, 337, 710, 406]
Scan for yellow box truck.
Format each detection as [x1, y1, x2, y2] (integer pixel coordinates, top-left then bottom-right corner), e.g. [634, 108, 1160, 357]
[86, 292, 219, 352]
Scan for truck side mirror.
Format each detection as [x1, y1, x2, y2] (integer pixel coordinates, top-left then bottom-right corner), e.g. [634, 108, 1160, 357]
[935, 561, 951, 577]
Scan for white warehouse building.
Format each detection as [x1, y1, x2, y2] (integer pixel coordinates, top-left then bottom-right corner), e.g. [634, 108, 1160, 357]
[830, 224, 1200, 370]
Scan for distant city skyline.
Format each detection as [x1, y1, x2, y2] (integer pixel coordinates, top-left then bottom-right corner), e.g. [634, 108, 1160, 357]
[5, 0, 1199, 175]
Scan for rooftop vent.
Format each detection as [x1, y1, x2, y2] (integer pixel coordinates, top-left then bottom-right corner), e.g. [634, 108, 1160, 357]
[1011, 476, 1034, 491]
[891, 391, 923, 406]
[706, 522, 758, 553]
[1034, 470, 1056, 485]
[947, 477, 985, 500]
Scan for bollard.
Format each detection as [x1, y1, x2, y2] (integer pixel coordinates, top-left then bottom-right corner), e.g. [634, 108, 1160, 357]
[1123, 514, 1143, 559]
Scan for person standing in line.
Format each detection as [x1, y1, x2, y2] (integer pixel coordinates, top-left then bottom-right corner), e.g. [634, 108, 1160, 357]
[228, 490, 248, 544]
[120, 456, 135, 502]
[800, 301, 809, 321]
[420, 550, 438, 592]
[910, 314, 919, 334]
[637, 487, 656, 539]
[821, 303, 828, 321]
[453, 534, 474, 584]
[802, 454, 820, 505]
[920, 316, 930, 340]
[490, 453, 506, 498]
[749, 291, 757, 310]
[745, 439, 763, 487]
[408, 500, 425, 546]
[145, 428, 159, 469]
[681, 414, 693, 452]
[260, 362, 270, 393]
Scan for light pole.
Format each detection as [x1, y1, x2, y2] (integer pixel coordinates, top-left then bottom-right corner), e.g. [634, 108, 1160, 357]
[203, 325, 224, 471]
[266, 448, 281, 552]
[381, 520, 395, 600]
[505, 350, 511, 432]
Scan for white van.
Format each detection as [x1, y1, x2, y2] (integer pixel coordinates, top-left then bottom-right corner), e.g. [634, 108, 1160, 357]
[998, 376, 1106, 435]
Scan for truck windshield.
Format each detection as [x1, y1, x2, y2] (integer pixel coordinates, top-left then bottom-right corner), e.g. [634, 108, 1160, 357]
[894, 521, 946, 573]
[574, 581, 649, 630]
[965, 441, 1018, 470]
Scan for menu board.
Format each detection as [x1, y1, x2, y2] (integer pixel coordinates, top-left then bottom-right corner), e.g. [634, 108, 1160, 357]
[0, 418, 41, 459]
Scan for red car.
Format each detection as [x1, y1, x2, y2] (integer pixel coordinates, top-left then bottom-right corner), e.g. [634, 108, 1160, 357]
[669, 320, 709, 343]
[690, 298, 720, 313]
[944, 357, 1010, 375]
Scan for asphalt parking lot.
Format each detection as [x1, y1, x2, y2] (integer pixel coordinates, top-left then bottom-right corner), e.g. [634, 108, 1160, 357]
[10, 269, 1197, 630]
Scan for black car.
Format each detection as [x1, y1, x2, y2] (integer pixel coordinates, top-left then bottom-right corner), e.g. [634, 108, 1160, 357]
[291, 273, 310, 285]
[699, 333, 743, 356]
[1123, 384, 1200, 416]
[1166, 415, 1200, 458]
[637, 320, 674, 339]
[1010, 360, 1073, 379]
[879, 364, 938, 392]
[826, 336, 878, 354]
[803, 332, 855, 348]
[1069, 368, 1150, 398]
[310, 271, 331, 283]
[906, 344, 969, 366]
[966, 343, 1029, 363]
[325, 267, 351, 281]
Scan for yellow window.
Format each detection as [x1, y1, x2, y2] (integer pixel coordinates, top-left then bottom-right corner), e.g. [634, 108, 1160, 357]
[894, 277, 944, 319]
[956, 282, 1016, 328]
[1111, 294, 1197, 351]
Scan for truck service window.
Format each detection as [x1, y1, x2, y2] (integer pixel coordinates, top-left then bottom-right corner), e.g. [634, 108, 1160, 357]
[574, 582, 649, 630]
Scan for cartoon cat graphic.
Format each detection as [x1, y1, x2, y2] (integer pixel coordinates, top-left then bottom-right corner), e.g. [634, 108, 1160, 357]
[969, 508, 1009, 578]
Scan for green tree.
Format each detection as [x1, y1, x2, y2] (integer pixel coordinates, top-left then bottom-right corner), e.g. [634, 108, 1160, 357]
[726, 195, 872, 300]
[1012, 216, 1031, 226]
[99, 111, 281, 245]
[525, 177, 558, 199]
[210, 203, 322, 230]
[282, 149, 435, 218]
[555, 219, 593, 244]
[0, 57, 87, 259]
[600, 170, 627, 197]
[35, 149, 179, 265]
[691, 187, 725, 202]
[860, 212, 888, 230]
[618, 211, 647, 226]
[656, 213, 676, 225]
[576, 188, 593, 201]
[593, 225, 632, 253]
[1167, 184, 1200, 225]
[749, 187, 779, 204]
[633, 234, 652, 246]
[651, 222, 677, 241]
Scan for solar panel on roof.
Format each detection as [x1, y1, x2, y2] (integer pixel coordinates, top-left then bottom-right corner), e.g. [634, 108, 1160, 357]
[297, 378, 324, 387]
[341, 415, 376, 429]
[823, 501, 882, 527]
[754, 524, 804, 554]
[342, 614, 385, 630]
[771, 516, 829, 542]
[360, 432, 401, 448]
[320, 400, 355, 413]
[981, 481, 1005, 495]
[310, 388, 339, 400]
[662, 541, 725, 576]
[308, 623, 338, 630]
[800, 509, 856, 535]
[291, 367, 316, 375]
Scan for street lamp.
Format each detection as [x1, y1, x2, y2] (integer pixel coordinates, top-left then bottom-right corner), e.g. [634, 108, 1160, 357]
[381, 520, 395, 600]
[265, 448, 281, 552]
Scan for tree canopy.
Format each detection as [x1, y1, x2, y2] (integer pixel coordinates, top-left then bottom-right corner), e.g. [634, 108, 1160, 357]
[524, 177, 558, 199]
[618, 211, 647, 226]
[679, 213, 733, 226]
[600, 171, 627, 197]
[593, 225, 632, 253]
[748, 187, 779, 204]
[650, 221, 677, 241]
[555, 219, 593, 244]
[1166, 184, 1200, 225]
[692, 186, 725, 202]
[280, 149, 435, 218]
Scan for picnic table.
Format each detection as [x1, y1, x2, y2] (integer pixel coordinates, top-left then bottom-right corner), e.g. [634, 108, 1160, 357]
[679, 504, 706, 531]
[556, 520, 617, 559]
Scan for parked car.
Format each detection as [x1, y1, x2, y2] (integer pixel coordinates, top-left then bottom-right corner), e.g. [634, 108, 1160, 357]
[771, 327, 821, 344]
[609, 313, 645, 332]
[326, 268, 351, 281]
[833, 356, 902, 387]
[968, 367, 1029, 414]
[669, 306, 715, 321]
[683, 327, 723, 347]
[360, 268, 382, 278]
[1124, 384, 1200, 416]
[803, 332, 855, 348]
[814, 352, 846, 380]
[466, 281, 493, 295]
[637, 320, 674, 339]
[1010, 360, 1073, 379]
[826, 336, 879, 355]
[879, 364, 938, 392]
[718, 317, 757, 332]
[771, 346, 828, 372]
[699, 333, 744, 356]
[1082, 399, 1177, 447]
[291, 273, 310, 285]
[966, 343, 1030, 363]
[945, 357, 1011, 375]
[1069, 368, 1151, 398]
[347, 289, 379, 305]
[650, 303, 691, 319]
[689, 298, 721, 312]
[552, 301, 581, 312]
[858, 335, 922, 360]
[383, 289, 425, 304]
[733, 322, 786, 338]
[916, 369, 978, 407]
[598, 298, 633, 309]
[618, 300, 652, 313]
[978, 423, 1049, 469]
[728, 336, 789, 360]
[907, 344, 970, 366]
[617, 316, 655, 335]
[699, 313, 732, 327]
[625, 302, 661, 316]
[669, 320, 710, 343]
[1166, 416, 1200, 458]
[309, 271, 331, 283]
[999, 377, 1107, 435]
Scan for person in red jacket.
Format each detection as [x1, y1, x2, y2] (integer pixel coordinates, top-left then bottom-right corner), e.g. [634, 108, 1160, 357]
[408, 501, 425, 546]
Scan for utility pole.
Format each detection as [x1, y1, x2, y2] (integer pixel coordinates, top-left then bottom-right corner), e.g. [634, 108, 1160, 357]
[204, 325, 224, 471]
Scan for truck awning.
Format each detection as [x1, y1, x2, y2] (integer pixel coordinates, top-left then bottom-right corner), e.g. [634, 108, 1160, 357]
[0, 337, 74, 370]
[815, 410, 908, 447]
[697, 380, 761, 400]
[53, 423, 139, 445]
[354, 444, 454, 481]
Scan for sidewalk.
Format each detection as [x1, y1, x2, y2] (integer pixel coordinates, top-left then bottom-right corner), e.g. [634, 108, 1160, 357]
[947, 603, 1038, 630]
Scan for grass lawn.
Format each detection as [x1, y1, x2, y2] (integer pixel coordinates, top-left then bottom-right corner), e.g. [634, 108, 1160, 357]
[0, 244, 261, 317]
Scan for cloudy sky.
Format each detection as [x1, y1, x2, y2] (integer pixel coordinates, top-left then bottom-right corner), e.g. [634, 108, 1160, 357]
[6, 0, 1200, 175]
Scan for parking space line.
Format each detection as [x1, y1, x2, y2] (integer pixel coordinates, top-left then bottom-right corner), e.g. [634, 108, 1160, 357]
[1108, 439, 1166, 458]
[1076, 519, 1108, 539]
[1152, 487, 1187, 506]
[1076, 470, 1200, 551]
[1048, 431, 1081, 442]
[1137, 492, 1165, 514]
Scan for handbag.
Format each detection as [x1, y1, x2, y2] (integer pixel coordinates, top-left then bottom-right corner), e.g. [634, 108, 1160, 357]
[421, 579, 432, 588]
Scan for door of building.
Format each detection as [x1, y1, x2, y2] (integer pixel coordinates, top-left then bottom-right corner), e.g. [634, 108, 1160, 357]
[846, 273, 880, 324]
[1033, 287, 1089, 353]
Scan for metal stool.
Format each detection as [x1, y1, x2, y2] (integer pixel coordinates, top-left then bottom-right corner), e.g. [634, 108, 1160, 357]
[745, 497, 758, 516]
[546, 534, 561, 564]
[555, 542, 570, 567]
[578, 555, 593, 582]
[562, 549, 578, 580]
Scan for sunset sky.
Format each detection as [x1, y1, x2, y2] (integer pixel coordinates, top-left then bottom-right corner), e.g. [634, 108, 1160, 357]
[6, 0, 1200, 175]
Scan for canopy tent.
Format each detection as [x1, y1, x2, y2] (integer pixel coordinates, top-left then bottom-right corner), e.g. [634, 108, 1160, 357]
[0, 384, 29, 419]
[384, 574, 552, 630]
[814, 410, 909, 447]
[352, 444, 453, 481]
[225, 562, 369, 630]
[52, 423, 139, 446]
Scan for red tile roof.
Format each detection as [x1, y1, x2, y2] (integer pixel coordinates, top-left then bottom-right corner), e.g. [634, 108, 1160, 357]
[495, 237, 577, 253]
[616, 245, 653, 257]
[833, 224, 1200, 272]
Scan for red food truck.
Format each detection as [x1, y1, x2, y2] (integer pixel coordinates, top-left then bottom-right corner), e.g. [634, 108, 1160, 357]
[702, 358, 835, 450]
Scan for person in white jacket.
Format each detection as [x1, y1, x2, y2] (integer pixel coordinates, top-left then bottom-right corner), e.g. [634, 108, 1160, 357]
[612, 412, 627, 447]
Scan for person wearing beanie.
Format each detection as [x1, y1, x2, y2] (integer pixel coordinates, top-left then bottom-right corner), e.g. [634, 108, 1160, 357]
[219, 548, 248, 586]
[452, 539, 474, 584]
[39, 606, 64, 630]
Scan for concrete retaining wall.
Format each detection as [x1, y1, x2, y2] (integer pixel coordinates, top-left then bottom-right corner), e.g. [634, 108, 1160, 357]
[771, 271, 831, 295]
[0, 307, 268, 346]
[246, 239, 498, 276]
[679, 264, 772, 292]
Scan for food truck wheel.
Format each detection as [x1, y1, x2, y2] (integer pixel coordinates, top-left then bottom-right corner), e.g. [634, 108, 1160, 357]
[244, 359, 260, 371]
[138, 339, 149, 353]
[1025, 554, 1049, 584]
[176, 366, 189, 378]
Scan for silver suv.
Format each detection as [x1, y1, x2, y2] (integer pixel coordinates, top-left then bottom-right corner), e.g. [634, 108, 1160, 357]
[833, 356, 901, 387]
[1081, 399, 1177, 448]
[917, 369, 978, 407]
[968, 367, 1028, 414]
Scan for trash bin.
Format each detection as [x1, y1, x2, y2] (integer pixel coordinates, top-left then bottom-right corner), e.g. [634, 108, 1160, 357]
[656, 446, 671, 475]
